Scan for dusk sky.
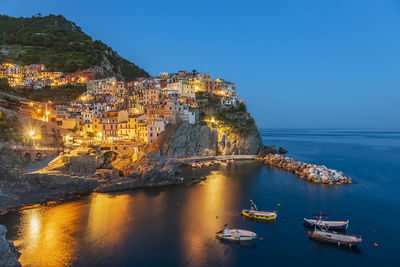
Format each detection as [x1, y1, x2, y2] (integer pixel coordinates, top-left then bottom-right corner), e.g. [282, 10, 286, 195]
[3, 0, 400, 128]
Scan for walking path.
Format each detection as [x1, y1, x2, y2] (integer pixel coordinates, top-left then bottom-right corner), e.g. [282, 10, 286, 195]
[168, 154, 257, 163]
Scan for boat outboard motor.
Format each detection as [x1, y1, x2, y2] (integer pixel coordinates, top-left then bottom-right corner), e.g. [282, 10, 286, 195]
[250, 199, 258, 211]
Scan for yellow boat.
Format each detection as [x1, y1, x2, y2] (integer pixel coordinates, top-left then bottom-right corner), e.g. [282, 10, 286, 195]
[241, 209, 277, 220]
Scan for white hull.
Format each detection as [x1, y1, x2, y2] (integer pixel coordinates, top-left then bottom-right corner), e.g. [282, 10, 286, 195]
[217, 229, 257, 241]
[309, 229, 362, 246]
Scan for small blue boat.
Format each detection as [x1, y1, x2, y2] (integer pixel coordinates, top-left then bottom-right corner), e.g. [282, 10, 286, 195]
[304, 213, 349, 231]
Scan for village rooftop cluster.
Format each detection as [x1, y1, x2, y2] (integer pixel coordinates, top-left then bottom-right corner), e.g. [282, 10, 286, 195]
[0, 62, 98, 88]
[12, 68, 238, 146]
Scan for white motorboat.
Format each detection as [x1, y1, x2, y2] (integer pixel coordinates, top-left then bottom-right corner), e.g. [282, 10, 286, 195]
[216, 229, 257, 241]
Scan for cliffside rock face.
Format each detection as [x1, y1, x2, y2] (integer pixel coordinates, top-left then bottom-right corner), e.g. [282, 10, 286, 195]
[157, 120, 262, 158]
[217, 125, 262, 156]
[158, 122, 218, 157]
[156, 93, 264, 158]
[95, 153, 179, 192]
[0, 225, 21, 267]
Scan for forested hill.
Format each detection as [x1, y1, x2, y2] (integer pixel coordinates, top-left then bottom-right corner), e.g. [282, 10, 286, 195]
[0, 14, 148, 81]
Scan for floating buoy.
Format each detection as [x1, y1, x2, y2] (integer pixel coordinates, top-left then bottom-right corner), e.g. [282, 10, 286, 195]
[374, 243, 378, 247]
[259, 237, 264, 240]
[282, 218, 286, 222]
[277, 203, 280, 206]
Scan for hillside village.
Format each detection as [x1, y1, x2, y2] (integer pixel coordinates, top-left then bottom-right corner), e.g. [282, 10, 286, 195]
[0, 63, 239, 148]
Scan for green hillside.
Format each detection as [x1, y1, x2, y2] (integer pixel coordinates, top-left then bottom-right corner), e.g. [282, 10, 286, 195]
[0, 14, 148, 81]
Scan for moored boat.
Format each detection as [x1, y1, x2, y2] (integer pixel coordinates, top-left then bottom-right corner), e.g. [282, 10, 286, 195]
[242, 209, 277, 220]
[308, 229, 362, 247]
[241, 199, 277, 221]
[216, 229, 257, 241]
[303, 218, 348, 231]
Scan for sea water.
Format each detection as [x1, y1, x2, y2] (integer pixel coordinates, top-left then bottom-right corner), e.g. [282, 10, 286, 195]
[1, 129, 399, 266]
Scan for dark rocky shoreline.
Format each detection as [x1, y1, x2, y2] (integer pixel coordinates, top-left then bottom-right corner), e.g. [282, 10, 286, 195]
[0, 150, 181, 215]
[0, 225, 21, 267]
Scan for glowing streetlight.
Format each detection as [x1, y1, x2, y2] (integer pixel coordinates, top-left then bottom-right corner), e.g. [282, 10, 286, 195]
[29, 130, 36, 137]
[210, 117, 215, 123]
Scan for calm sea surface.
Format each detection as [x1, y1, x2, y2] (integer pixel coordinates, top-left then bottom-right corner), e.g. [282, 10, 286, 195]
[1, 129, 400, 266]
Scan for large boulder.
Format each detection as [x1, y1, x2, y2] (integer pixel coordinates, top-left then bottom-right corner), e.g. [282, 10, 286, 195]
[0, 225, 21, 267]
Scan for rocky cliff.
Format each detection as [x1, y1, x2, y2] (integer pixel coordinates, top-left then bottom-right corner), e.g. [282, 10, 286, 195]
[0, 225, 21, 267]
[156, 93, 263, 158]
[157, 121, 262, 157]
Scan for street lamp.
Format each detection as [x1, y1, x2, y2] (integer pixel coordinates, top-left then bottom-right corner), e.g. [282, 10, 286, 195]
[28, 130, 38, 147]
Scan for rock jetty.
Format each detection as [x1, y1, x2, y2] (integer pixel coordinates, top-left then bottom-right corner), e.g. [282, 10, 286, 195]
[0, 225, 21, 267]
[264, 154, 352, 184]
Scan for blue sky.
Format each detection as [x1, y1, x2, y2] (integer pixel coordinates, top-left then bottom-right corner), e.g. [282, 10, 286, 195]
[3, 0, 400, 128]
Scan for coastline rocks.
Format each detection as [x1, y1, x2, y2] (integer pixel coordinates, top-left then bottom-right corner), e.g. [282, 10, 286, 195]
[0, 151, 180, 213]
[264, 154, 352, 184]
[95, 153, 179, 193]
[258, 145, 288, 157]
[0, 225, 21, 267]
[0, 172, 99, 214]
[278, 147, 288, 154]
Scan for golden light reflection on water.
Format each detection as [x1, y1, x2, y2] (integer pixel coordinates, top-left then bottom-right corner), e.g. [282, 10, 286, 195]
[16, 194, 134, 266]
[180, 170, 239, 266]
[18, 202, 82, 267]
[85, 193, 132, 251]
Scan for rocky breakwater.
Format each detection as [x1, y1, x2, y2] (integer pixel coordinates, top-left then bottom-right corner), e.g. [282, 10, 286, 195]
[264, 154, 352, 184]
[0, 225, 21, 267]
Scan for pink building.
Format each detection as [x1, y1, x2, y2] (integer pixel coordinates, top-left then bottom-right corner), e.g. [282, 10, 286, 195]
[147, 119, 166, 143]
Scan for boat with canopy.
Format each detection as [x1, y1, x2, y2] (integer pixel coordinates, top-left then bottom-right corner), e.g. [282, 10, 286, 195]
[304, 213, 348, 231]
